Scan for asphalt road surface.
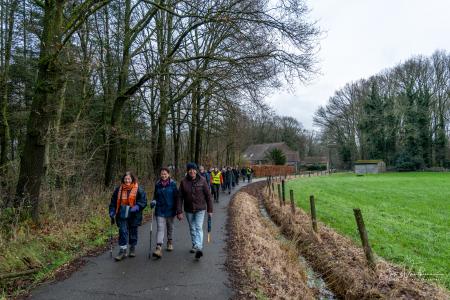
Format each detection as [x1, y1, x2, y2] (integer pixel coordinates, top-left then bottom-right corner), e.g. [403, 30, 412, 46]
[29, 179, 258, 300]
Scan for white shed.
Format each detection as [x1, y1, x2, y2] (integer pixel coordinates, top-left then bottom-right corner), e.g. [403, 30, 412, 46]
[354, 160, 386, 174]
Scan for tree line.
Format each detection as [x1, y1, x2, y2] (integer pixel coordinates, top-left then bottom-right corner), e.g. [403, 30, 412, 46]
[0, 0, 319, 222]
[314, 50, 450, 170]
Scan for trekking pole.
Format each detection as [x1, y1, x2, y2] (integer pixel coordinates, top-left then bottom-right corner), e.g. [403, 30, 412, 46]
[207, 214, 212, 243]
[148, 208, 154, 259]
[109, 217, 114, 258]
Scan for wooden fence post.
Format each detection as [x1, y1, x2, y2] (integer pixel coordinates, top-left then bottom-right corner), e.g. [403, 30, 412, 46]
[277, 184, 282, 206]
[309, 195, 318, 233]
[353, 208, 376, 269]
[290, 190, 295, 214]
[281, 179, 286, 205]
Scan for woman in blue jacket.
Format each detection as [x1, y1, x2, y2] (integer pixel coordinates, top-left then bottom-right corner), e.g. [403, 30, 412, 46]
[151, 167, 180, 258]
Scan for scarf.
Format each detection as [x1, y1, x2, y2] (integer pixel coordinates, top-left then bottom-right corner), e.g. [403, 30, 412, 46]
[116, 182, 139, 213]
[160, 178, 170, 187]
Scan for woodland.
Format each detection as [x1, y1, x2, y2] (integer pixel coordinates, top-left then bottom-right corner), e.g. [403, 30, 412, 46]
[0, 0, 320, 222]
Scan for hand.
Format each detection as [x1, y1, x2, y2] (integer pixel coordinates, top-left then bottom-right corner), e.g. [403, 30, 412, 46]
[130, 205, 139, 213]
[109, 211, 115, 218]
[176, 213, 183, 221]
[208, 213, 213, 218]
[150, 200, 157, 209]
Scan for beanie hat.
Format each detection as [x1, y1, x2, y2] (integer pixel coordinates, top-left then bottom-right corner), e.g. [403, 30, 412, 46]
[186, 162, 198, 171]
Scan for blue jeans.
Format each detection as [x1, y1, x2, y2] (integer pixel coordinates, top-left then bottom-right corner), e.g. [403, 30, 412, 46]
[186, 210, 206, 250]
[117, 217, 138, 248]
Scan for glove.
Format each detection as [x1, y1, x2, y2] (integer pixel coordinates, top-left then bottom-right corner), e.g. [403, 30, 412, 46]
[130, 205, 139, 213]
[150, 200, 157, 209]
[109, 211, 115, 218]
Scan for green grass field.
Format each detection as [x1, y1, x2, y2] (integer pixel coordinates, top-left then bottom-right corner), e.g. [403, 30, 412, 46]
[286, 172, 450, 289]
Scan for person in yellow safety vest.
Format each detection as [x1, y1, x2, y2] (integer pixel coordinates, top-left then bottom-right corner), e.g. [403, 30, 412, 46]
[246, 167, 253, 182]
[210, 167, 223, 203]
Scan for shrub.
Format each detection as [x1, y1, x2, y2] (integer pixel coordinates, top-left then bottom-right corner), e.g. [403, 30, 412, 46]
[265, 148, 287, 165]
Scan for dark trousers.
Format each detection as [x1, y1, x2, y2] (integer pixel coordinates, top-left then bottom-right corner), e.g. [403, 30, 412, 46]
[117, 217, 138, 247]
[212, 184, 220, 202]
[224, 181, 231, 192]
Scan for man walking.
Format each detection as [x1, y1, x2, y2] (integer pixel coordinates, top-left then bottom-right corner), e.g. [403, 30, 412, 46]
[246, 166, 253, 182]
[232, 166, 240, 186]
[210, 167, 222, 203]
[223, 166, 234, 194]
[178, 163, 213, 259]
[199, 165, 211, 191]
[241, 167, 246, 183]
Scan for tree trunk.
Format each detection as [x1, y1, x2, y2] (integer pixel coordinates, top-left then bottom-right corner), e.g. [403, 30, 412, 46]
[193, 83, 203, 164]
[189, 88, 197, 162]
[104, 0, 132, 186]
[153, 63, 170, 174]
[0, 0, 18, 176]
[15, 1, 65, 222]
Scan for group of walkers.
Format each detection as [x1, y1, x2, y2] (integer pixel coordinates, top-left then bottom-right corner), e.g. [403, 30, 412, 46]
[108, 163, 253, 262]
[208, 166, 254, 202]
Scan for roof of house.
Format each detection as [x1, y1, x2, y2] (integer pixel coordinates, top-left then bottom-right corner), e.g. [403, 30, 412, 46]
[242, 142, 300, 162]
[354, 160, 384, 164]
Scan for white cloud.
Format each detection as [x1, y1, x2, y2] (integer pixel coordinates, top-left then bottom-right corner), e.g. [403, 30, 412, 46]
[266, 0, 450, 129]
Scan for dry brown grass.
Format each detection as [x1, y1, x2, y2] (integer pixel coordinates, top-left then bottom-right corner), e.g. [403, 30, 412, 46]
[227, 191, 316, 300]
[246, 182, 449, 300]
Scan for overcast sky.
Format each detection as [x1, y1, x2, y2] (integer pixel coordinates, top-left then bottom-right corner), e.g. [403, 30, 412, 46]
[265, 0, 450, 130]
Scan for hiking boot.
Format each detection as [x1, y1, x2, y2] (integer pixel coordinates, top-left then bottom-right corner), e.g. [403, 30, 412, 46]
[153, 245, 162, 258]
[190, 246, 196, 253]
[167, 240, 174, 251]
[195, 249, 203, 259]
[128, 246, 136, 257]
[114, 249, 127, 261]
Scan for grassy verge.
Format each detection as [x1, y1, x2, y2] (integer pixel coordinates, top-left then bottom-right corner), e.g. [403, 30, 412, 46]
[0, 192, 151, 299]
[227, 191, 315, 299]
[287, 172, 450, 289]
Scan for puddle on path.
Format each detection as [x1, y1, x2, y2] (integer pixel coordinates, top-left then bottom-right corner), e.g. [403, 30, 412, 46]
[258, 203, 336, 300]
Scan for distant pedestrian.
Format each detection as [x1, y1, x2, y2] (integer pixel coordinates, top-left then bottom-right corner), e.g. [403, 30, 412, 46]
[151, 167, 180, 259]
[221, 167, 227, 191]
[178, 163, 213, 259]
[109, 171, 147, 261]
[210, 167, 222, 203]
[241, 167, 246, 182]
[223, 167, 234, 194]
[199, 165, 211, 191]
[246, 166, 252, 182]
[232, 166, 240, 186]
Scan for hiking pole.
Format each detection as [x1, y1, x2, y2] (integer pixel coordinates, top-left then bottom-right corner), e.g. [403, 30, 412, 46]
[207, 214, 212, 243]
[109, 217, 114, 258]
[148, 208, 154, 259]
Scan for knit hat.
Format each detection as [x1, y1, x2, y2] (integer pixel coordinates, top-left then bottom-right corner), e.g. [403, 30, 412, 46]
[186, 162, 198, 171]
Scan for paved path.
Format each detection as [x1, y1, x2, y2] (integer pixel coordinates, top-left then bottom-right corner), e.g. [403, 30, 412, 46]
[30, 179, 259, 300]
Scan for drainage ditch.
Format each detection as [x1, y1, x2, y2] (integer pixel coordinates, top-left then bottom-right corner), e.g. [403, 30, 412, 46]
[258, 201, 337, 300]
